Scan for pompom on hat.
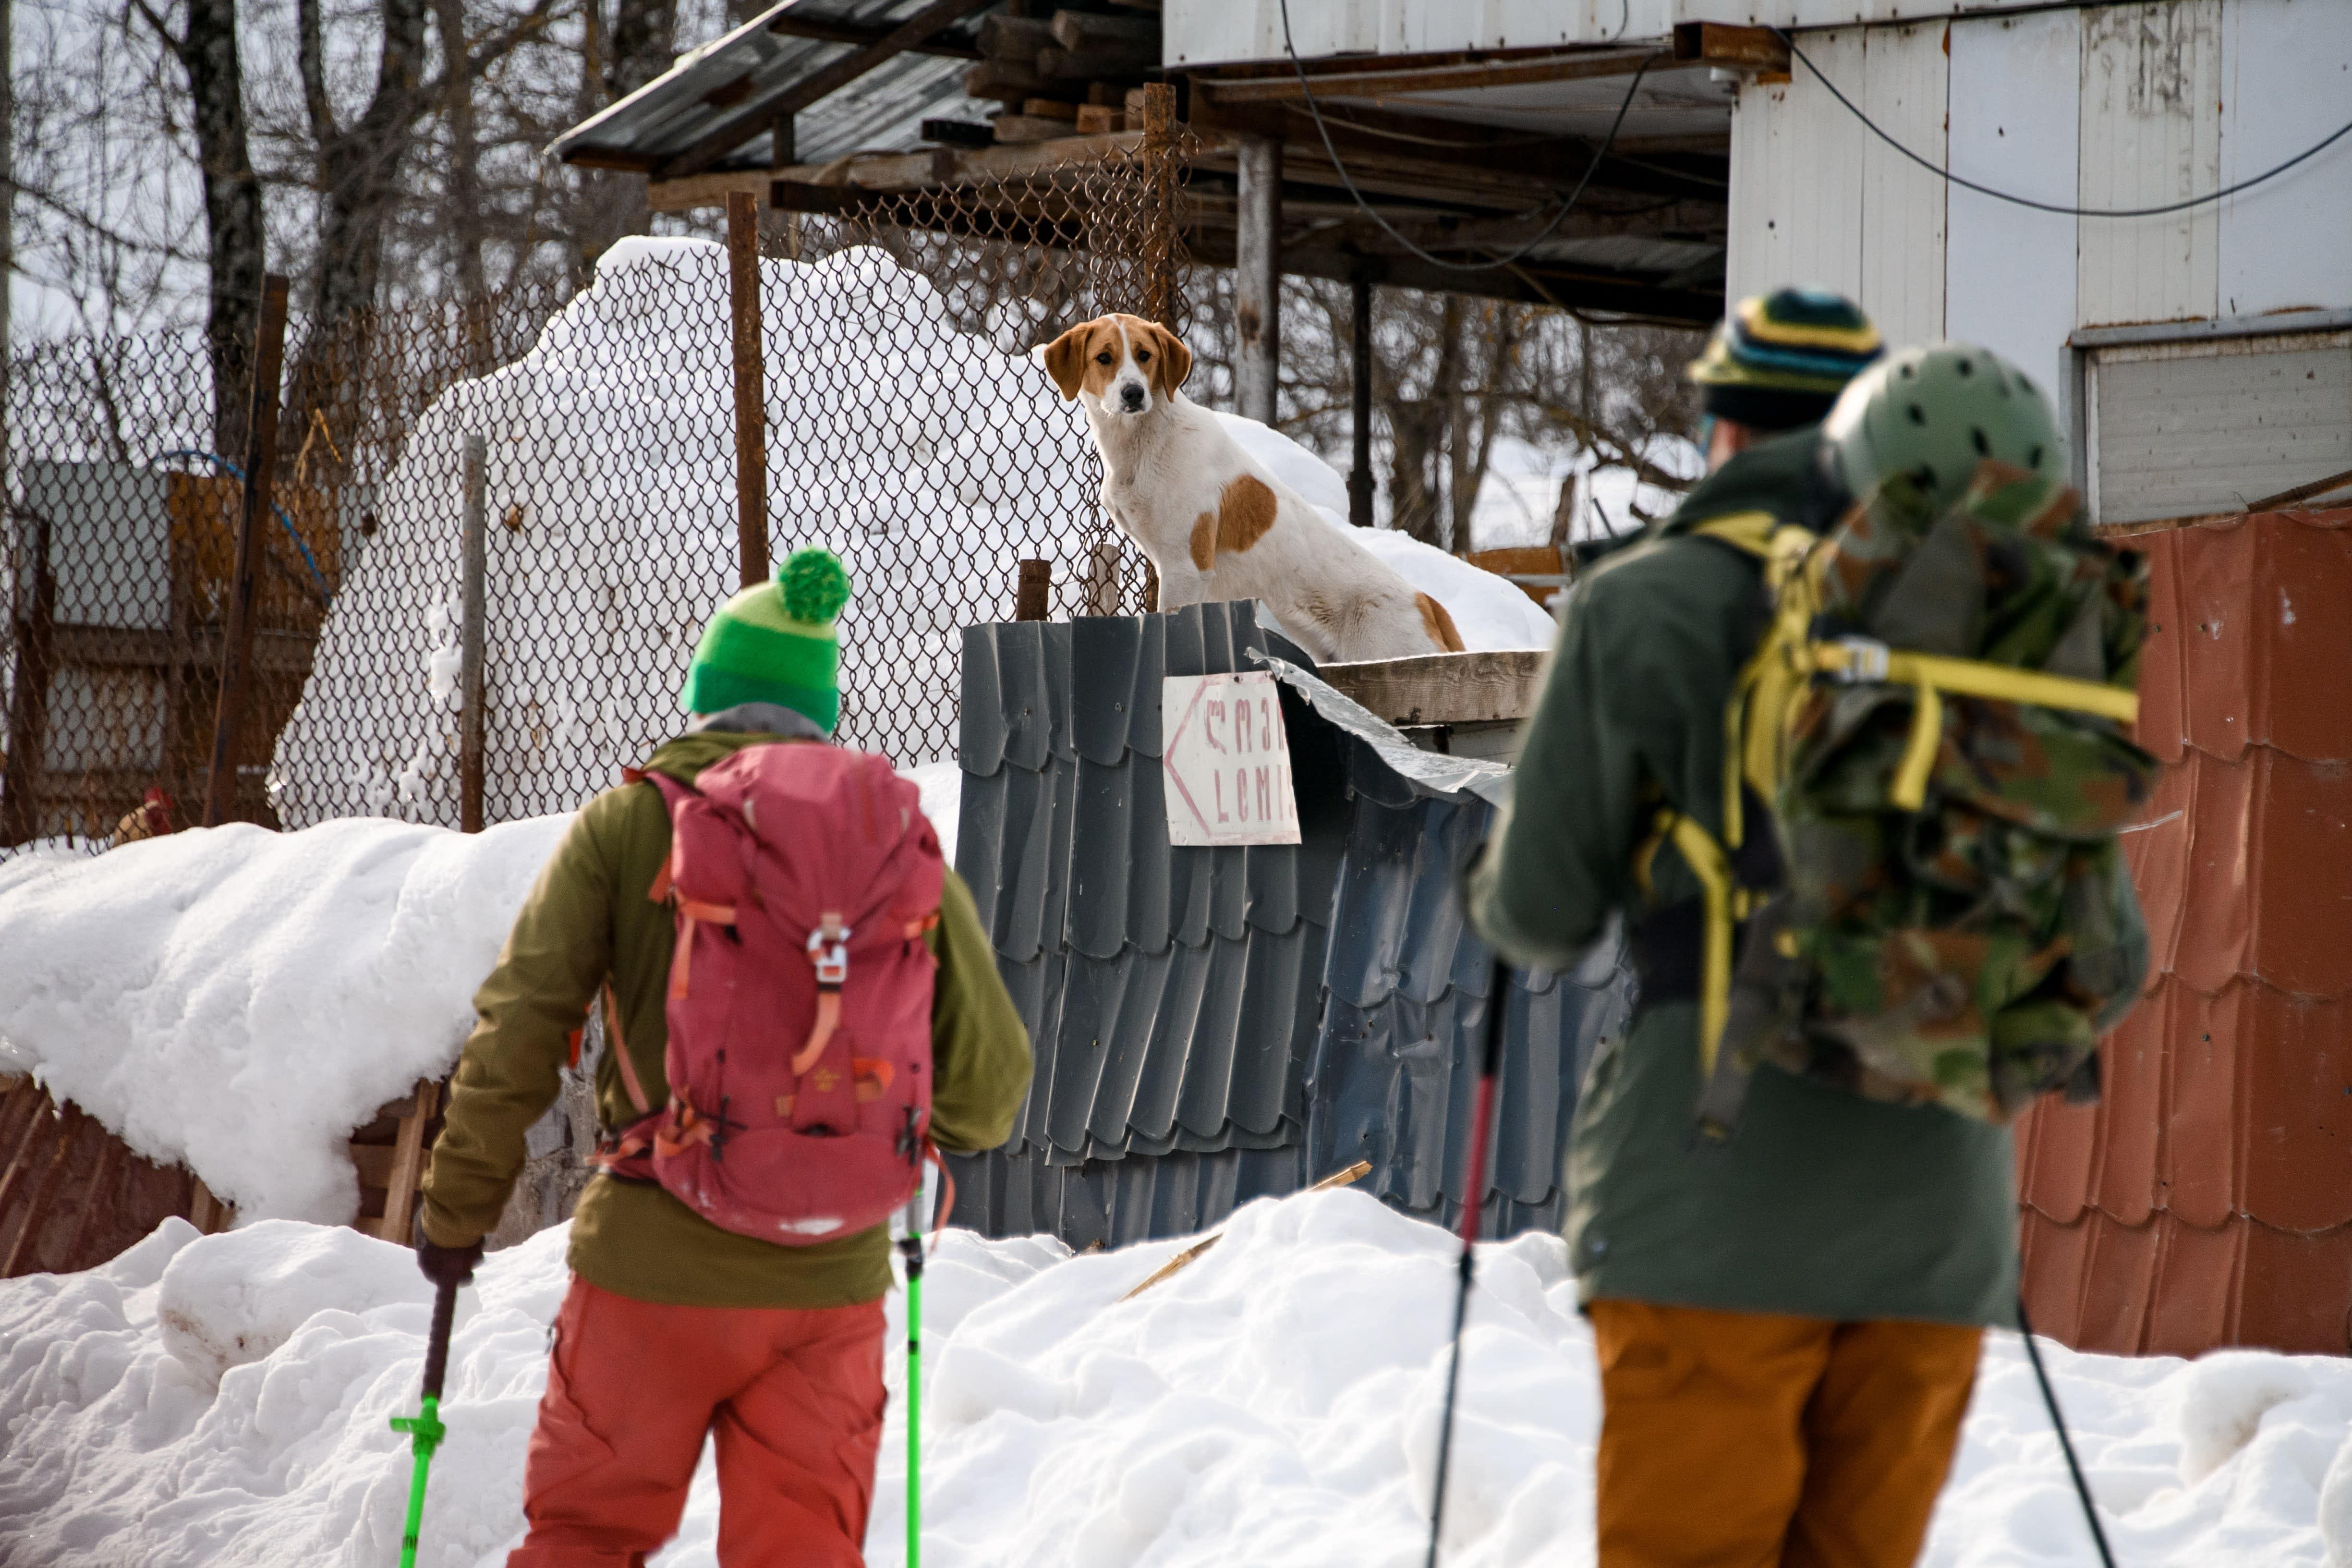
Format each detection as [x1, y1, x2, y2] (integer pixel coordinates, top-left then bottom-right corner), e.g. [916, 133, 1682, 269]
[681, 547, 852, 731]
[1687, 288, 1884, 432]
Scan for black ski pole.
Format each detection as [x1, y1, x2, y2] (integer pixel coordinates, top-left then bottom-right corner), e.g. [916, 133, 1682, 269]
[390, 1275, 460, 1568]
[2016, 1297, 2118, 1568]
[1426, 957, 1511, 1568]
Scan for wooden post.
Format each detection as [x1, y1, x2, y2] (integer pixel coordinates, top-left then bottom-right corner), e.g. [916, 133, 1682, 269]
[1014, 559, 1052, 621]
[1138, 83, 1179, 326]
[201, 273, 290, 828]
[375, 1079, 439, 1245]
[0, 503, 54, 845]
[1348, 267, 1375, 528]
[1235, 134, 1282, 425]
[726, 191, 772, 589]
[459, 433, 488, 833]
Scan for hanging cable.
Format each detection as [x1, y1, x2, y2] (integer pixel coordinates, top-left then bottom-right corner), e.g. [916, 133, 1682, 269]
[1775, 27, 2352, 219]
[1276, 0, 1661, 273]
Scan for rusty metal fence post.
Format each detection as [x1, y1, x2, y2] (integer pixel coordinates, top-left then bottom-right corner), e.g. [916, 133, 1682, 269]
[201, 273, 291, 828]
[0, 505, 54, 845]
[727, 191, 772, 589]
[1014, 559, 1052, 621]
[459, 434, 488, 833]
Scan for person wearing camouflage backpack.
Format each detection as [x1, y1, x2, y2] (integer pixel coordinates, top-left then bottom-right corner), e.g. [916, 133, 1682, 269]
[1470, 337, 2153, 1568]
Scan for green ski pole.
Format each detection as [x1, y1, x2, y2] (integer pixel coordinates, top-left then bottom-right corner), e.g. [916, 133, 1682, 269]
[390, 1275, 459, 1568]
[898, 1196, 926, 1568]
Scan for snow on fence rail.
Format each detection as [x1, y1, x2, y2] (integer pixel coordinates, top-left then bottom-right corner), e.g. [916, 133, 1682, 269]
[1, 140, 1188, 851]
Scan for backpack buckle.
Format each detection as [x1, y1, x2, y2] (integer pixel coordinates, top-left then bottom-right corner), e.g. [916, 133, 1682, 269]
[807, 917, 851, 986]
[1828, 636, 1891, 683]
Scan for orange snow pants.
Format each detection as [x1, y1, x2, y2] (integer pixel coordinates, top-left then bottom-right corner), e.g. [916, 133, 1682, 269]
[1587, 1300, 1982, 1568]
[506, 1277, 887, 1568]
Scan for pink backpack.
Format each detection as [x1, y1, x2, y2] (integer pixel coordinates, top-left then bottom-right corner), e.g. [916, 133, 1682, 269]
[594, 742, 946, 1245]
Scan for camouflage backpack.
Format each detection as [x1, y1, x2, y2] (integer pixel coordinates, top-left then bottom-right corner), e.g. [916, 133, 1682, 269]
[1666, 345, 2158, 1138]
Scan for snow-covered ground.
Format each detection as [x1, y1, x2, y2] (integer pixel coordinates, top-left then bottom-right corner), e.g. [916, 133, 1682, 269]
[0, 763, 960, 1225]
[4, 1189, 2350, 1568]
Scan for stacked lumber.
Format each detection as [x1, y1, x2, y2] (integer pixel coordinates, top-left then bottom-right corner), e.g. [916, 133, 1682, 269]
[0, 1071, 447, 1277]
[0, 1076, 225, 1277]
[957, 6, 1161, 147]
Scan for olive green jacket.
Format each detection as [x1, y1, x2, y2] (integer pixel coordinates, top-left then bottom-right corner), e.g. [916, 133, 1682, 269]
[421, 729, 1032, 1308]
[1468, 429, 2020, 1327]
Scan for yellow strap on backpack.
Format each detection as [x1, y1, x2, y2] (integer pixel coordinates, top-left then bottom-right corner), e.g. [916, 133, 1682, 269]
[1670, 511, 2145, 1083]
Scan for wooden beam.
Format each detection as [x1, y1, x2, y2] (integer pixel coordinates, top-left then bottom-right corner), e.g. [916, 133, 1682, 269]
[767, 12, 980, 59]
[652, 126, 1234, 210]
[1671, 22, 1790, 72]
[1314, 650, 1548, 727]
[1235, 134, 1281, 424]
[1195, 47, 1665, 105]
[657, 0, 999, 181]
[374, 1080, 440, 1245]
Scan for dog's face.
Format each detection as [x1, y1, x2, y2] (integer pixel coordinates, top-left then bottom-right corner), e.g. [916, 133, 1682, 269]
[1035, 314, 1192, 417]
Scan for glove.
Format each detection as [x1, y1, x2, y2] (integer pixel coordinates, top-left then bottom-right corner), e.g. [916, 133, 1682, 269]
[412, 1212, 485, 1289]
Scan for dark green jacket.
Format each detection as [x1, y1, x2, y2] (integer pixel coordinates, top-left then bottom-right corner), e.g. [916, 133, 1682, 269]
[421, 729, 1032, 1308]
[1469, 429, 2020, 1327]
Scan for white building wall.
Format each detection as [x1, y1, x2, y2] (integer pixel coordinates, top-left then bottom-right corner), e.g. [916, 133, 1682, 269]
[1722, 0, 2351, 344]
[1943, 9, 2081, 401]
[2218, 0, 2352, 319]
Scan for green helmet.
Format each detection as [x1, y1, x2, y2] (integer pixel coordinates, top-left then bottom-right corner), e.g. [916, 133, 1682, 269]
[1824, 343, 2065, 512]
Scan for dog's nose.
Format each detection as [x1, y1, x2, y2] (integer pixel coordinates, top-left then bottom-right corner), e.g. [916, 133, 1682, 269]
[1120, 383, 1146, 411]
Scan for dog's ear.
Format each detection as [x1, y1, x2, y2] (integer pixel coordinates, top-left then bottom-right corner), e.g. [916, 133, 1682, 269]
[1145, 321, 1192, 399]
[1035, 322, 1091, 401]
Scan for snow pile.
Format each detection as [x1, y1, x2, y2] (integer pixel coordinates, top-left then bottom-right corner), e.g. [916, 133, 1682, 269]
[6, 1189, 2352, 1567]
[0, 766, 956, 1224]
[1216, 412, 1559, 652]
[0, 814, 570, 1221]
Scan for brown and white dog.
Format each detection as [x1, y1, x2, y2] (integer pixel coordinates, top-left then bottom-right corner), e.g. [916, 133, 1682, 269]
[1035, 313, 1466, 661]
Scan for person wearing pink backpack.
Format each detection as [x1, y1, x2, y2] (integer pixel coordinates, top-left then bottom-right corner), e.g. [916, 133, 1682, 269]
[415, 548, 1032, 1567]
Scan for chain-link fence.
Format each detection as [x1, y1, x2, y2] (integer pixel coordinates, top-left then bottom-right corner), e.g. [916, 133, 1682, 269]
[3, 136, 1191, 853]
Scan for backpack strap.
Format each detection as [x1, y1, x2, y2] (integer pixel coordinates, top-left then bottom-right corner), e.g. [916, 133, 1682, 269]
[1809, 639, 2141, 809]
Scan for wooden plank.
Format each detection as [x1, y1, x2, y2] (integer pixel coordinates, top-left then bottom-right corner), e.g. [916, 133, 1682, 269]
[767, 13, 979, 59]
[61, 1136, 125, 1273]
[374, 1080, 439, 1245]
[656, 0, 1000, 181]
[1, 1105, 85, 1276]
[0, 1087, 58, 1238]
[1315, 650, 1547, 727]
[1671, 22, 1789, 72]
[656, 126, 1234, 212]
[1196, 47, 1662, 105]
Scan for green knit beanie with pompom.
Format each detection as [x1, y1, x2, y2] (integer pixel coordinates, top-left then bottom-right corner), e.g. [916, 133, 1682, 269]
[681, 547, 852, 732]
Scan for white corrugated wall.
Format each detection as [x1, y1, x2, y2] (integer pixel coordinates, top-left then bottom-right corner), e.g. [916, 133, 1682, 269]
[1723, 0, 2352, 370]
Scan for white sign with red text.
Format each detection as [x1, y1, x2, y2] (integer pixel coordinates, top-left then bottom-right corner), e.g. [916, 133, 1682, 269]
[1161, 672, 1301, 847]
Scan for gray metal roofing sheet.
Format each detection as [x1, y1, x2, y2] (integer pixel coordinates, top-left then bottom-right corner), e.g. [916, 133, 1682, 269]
[952, 598, 1638, 1251]
[550, 0, 1001, 172]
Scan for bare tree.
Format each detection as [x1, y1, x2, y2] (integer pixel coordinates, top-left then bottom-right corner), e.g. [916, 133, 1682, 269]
[133, 0, 267, 449]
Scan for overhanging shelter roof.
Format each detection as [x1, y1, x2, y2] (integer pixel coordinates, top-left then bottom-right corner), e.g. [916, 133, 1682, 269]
[549, 0, 1006, 180]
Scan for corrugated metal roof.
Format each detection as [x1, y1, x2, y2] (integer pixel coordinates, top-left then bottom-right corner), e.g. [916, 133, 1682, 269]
[550, 0, 1001, 174]
[949, 599, 1638, 1249]
[2017, 506, 2352, 1357]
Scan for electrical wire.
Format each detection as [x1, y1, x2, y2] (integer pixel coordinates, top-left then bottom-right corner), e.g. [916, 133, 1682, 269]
[1776, 27, 2352, 219]
[1276, 0, 1660, 273]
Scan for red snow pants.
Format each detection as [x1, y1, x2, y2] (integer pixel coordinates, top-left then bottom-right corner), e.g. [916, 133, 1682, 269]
[506, 1277, 887, 1568]
[1587, 1300, 1982, 1568]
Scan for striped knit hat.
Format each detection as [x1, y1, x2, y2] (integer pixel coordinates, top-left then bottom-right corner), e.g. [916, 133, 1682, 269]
[1687, 288, 1884, 431]
[681, 548, 852, 732]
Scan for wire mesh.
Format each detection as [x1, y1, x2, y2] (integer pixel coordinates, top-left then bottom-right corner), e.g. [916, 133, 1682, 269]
[1, 137, 1190, 854]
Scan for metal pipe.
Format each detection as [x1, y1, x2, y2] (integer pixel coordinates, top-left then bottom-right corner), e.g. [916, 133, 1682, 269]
[1235, 134, 1282, 425]
[459, 434, 487, 834]
[726, 191, 772, 589]
[201, 272, 290, 828]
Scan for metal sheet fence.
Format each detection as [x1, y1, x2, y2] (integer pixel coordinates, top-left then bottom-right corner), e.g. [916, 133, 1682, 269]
[1, 141, 1188, 852]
